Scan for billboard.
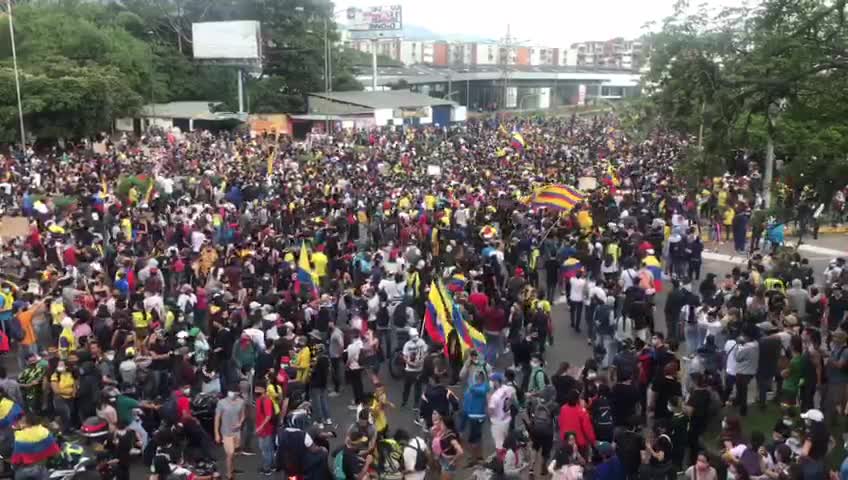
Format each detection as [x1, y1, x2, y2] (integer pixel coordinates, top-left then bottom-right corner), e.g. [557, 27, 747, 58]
[577, 84, 587, 106]
[192, 21, 262, 61]
[345, 5, 402, 32]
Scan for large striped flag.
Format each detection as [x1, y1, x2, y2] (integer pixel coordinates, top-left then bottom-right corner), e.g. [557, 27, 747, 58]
[642, 255, 663, 292]
[11, 425, 60, 465]
[525, 184, 585, 212]
[510, 132, 526, 150]
[295, 243, 319, 299]
[423, 281, 452, 356]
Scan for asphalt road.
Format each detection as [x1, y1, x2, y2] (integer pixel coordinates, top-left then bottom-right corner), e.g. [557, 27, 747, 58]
[105, 233, 846, 478]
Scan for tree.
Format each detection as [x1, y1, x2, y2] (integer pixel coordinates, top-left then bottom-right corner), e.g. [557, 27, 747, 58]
[0, 1, 152, 141]
[645, 0, 848, 199]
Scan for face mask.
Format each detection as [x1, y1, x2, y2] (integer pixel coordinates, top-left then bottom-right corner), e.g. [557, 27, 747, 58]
[227, 391, 237, 399]
[57, 366, 66, 373]
[177, 339, 186, 345]
[183, 388, 190, 395]
[531, 361, 541, 369]
[105, 354, 115, 362]
[721, 420, 728, 429]
[727, 471, 736, 480]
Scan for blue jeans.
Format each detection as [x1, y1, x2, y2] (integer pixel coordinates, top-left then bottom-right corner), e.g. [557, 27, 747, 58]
[598, 334, 615, 369]
[484, 332, 502, 365]
[258, 435, 275, 471]
[14, 465, 47, 480]
[310, 387, 330, 423]
[684, 323, 701, 355]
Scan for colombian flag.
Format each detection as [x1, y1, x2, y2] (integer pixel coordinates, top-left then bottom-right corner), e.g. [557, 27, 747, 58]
[642, 255, 663, 292]
[11, 425, 60, 465]
[0, 398, 22, 429]
[295, 243, 319, 299]
[526, 185, 585, 212]
[447, 273, 467, 293]
[510, 132, 526, 150]
[423, 281, 453, 356]
[562, 257, 583, 280]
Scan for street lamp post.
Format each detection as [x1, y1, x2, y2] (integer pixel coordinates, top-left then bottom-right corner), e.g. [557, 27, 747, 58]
[5, 0, 26, 149]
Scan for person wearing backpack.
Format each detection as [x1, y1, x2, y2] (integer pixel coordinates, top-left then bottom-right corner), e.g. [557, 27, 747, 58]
[395, 429, 428, 480]
[590, 384, 614, 442]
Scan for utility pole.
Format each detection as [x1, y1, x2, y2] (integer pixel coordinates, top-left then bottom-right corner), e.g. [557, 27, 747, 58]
[499, 24, 515, 109]
[6, 0, 26, 149]
[371, 38, 378, 90]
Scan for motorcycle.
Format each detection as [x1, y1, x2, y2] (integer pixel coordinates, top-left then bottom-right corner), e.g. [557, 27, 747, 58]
[48, 456, 93, 480]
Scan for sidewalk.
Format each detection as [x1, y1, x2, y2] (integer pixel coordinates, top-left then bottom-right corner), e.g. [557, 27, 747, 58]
[700, 233, 848, 265]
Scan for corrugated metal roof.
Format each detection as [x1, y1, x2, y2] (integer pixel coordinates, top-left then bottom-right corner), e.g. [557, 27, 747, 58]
[138, 101, 243, 120]
[308, 90, 458, 109]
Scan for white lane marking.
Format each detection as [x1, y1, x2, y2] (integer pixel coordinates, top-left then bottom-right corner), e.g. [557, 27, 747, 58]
[798, 244, 848, 257]
[702, 251, 748, 265]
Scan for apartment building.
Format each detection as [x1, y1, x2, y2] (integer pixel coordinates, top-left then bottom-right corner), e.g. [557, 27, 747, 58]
[528, 46, 560, 66]
[350, 38, 402, 62]
[400, 40, 435, 65]
[570, 37, 643, 70]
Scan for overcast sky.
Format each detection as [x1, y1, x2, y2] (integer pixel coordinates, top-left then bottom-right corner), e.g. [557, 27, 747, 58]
[334, 0, 747, 45]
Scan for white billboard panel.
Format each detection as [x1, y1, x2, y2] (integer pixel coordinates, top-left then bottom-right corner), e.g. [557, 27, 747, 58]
[192, 21, 261, 60]
[345, 6, 402, 32]
[538, 87, 551, 109]
[577, 84, 587, 106]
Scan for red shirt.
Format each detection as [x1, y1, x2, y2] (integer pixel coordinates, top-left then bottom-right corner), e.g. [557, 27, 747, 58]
[255, 396, 275, 438]
[558, 403, 596, 447]
[62, 247, 77, 267]
[175, 391, 191, 419]
[469, 292, 489, 316]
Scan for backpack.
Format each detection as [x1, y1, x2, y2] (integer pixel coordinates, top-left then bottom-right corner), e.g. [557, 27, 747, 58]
[376, 305, 390, 329]
[160, 394, 180, 424]
[376, 439, 403, 476]
[392, 303, 408, 329]
[5, 315, 23, 342]
[333, 452, 346, 480]
[409, 441, 429, 471]
[531, 405, 553, 436]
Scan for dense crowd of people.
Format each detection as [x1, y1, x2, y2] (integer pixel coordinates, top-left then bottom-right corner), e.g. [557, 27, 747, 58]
[0, 114, 844, 480]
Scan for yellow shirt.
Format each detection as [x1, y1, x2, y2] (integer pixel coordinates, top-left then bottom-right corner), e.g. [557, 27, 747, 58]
[372, 392, 388, 433]
[424, 195, 436, 211]
[50, 303, 65, 326]
[312, 251, 328, 278]
[723, 208, 735, 226]
[398, 197, 411, 210]
[717, 190, 728, 208]
[267, 384, 282, 415]
[51, 372, 76, 399]
[121, 218, 132, 242]
[577, 210, 593, 230]
[294, 347, 312, 383]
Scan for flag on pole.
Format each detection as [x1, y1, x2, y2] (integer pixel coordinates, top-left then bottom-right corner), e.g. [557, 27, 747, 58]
[423, 281, 452, 356]
[143, 179, 155, 204]
[525, 184, 585, 212]
[510, 132, 526, 150]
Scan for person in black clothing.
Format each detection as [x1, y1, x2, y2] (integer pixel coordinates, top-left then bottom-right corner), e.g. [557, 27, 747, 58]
[419, 374, 459, 429]
[106, 420, 140, 480]
[684, 373, 713, 465]
[310, 343, 332, 426]
[649, 362, 682, 421]
[611, 373, 642, 427]
[613, 418, 645, 480]
[551, 362, 577, 407]
[664, 280, 687, 344]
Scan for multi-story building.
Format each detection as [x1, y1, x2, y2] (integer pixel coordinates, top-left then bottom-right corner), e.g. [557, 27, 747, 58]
[470, 42, 499, 65]
[349, 38, 402, 62]
[400, 40, 435, 65]
[528, 46, 560, 66]
[570, 37, 643, 70]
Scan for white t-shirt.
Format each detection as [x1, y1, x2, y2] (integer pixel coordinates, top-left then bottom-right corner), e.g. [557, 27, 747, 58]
[190, 231, 205, 253]
[620, 269, 639, 290]
[346, 339, 363, 370]
[569, 278, 586, 302]
[488, 385, 516, 423]
[402, 338, 427, 372]
[403, 437, 428, 480]
[724, 340, 739, 375]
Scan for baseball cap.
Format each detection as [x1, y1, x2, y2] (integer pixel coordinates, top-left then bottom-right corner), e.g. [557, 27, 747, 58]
[801, 409, 824, 422]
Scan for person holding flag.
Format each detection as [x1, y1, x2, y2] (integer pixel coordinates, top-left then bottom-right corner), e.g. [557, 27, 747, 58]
[295, 242, 319, 300]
